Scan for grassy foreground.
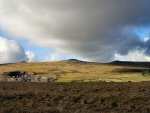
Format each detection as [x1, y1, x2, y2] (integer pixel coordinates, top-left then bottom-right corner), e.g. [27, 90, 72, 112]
[0, 81, 150, 113]
[0, 61, 150, 113]
[0, 60, 150, 82]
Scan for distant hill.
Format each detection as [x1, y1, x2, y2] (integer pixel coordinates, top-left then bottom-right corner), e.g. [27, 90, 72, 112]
[64, 59, 89, 64]
[65, 59, 150, 68]
[0, 60, 26, 66]
[109, 61, 150, 68]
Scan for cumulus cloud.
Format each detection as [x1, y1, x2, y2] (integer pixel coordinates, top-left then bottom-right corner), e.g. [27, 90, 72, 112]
[0, 0, 150, 62]
[115, 49, 150, 62]
[25, 51, 35, 62]
[0, 37, 26, 64]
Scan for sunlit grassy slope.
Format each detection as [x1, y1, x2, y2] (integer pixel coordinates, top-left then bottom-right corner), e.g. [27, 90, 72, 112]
[0, 60, 150, 82]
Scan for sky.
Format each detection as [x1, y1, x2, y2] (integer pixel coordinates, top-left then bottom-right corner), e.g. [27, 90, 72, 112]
[0, 0, 150, 64]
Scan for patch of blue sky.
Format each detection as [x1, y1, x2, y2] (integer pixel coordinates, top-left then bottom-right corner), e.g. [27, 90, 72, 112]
[16, 38, 55, 61]
[133, 26, 150, 42]
[0, 27, 10, 38]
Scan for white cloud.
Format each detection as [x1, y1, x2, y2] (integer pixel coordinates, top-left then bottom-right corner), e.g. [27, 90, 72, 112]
[40, 50, 85, 62]
[43, 52, 74, 62]
[49, 52, 60, 61]
[114, 49, 150, 62]
[143, 37, 150, 42]
[0, 37, 26, 64]
[25, 51, 35, 62]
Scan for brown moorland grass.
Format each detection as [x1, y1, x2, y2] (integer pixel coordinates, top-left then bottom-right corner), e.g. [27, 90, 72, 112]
[0, 82, 150, 113]
[0, 61, 150, 82]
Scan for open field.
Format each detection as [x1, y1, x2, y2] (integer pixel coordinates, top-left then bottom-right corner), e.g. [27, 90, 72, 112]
[0, 61, 150, 113]
[0, 60, 150, 82]
[0, 82, 150, 113]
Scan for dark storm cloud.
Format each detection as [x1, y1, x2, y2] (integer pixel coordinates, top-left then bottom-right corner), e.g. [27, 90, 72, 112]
[0, 0, 150, 61]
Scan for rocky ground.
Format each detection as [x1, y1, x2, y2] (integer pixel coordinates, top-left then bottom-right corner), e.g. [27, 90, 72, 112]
[0, 81, 150, 113]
